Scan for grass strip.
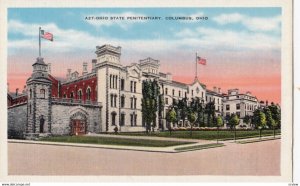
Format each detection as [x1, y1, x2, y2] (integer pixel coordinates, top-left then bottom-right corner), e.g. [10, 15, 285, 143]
[236, 137, 281, 144]
[175, 143, 224, 152]
[120, 130, 281, 141]
[39, 136, 195, 147]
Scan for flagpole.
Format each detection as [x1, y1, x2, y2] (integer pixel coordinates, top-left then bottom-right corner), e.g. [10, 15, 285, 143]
[195, 52, 198, 79]
[39, 27, 41, 57]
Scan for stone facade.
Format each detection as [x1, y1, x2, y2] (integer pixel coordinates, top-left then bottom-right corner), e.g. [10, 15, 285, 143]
[51, 104, 101, 135]
[8, 103, 27, 139]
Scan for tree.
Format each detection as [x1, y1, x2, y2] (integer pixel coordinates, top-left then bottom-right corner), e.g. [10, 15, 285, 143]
[187, 110, 197, 136]
[141, 80, 160, 133]
[177, 98, 188, 127]
[166, 108, 177, 135]
[243, 115, 251, 128]
[205, 101, 215, 127]
[268, 103, 281, 129]
[228, 113, 240, 141]
[216, 116, 223, 143]
[253, 110, 267, 139]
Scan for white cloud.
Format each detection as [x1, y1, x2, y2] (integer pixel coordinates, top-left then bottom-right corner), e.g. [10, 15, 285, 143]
[8, 19, 280, 60]
[213, 13, 281, 32]
[85, 12, 147, 29]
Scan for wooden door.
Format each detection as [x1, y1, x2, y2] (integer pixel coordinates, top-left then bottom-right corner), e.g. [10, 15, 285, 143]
[72, 119, 86, 135]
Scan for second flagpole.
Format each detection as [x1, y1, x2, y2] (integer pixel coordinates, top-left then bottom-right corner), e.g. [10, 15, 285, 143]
[39, 27, 41, 57]
[195, 52, 198, 79]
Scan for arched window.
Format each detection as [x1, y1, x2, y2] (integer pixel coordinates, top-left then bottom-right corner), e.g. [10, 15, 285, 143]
[111, 112, 117, 126]
[86, 88, 91, 100]
[30, 89, 32, 99]
[70, 92, 74, 99]
[40, 89, 45, 99]
[78, 90, 82, 100]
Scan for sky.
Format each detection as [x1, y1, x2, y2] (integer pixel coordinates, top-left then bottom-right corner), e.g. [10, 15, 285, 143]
[7, 8, 281, 103]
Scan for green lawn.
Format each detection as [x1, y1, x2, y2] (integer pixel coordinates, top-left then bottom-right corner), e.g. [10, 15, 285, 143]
[120, 129, 281, 140]
[39, 136, 195, 147]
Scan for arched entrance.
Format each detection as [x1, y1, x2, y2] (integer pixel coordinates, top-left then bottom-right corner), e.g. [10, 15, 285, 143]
[70, 111, 87, 135]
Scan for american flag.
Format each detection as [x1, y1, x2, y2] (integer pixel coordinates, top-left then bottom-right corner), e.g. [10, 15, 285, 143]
[197, 56, 206, 65]
[40, 30, 53, 41]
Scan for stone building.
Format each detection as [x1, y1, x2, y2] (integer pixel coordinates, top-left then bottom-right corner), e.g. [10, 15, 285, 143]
[7, 44, 261, 138]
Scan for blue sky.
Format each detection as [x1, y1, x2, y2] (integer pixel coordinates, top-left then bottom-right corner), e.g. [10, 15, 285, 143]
[8, 8, 281, 41]
[7, 8, 282, 103]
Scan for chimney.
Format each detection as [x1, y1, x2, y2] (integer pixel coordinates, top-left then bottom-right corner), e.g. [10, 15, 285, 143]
[67, 69, 71, 80]
[22, 85, 26, 94]
[218, 87, 221, 94]
[16, 88, 19, 96]
[213, 86, 217, 92]
[92, 59, 97, 73]
[82, 62, 88, 76]
[47, 63, 51, 74]
[266, 100, 269, 106]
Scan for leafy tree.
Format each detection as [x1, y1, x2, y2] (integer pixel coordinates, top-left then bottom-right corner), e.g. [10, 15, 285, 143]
[243, 115, 251, 128]
[228, 113, 240, 141]
[166, 108, 177, 135]
[205, 101, 215, 127]
[268, 103, 281, 129]
[141, 80, 160, 133]
[216, 116, 223, 143]
[187, 110, 197, 136]
[253, 110, 267, 139]
[178, 98, 188, 127]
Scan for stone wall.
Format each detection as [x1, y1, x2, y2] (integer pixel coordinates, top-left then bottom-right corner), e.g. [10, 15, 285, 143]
[51, 104, 101, 135]
[8, 103, 27, 139]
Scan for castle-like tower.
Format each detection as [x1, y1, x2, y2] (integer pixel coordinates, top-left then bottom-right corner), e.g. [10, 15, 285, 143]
[26, 57, 52, 138]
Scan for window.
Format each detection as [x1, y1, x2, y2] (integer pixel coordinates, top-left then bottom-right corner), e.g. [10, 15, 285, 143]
[120, 114, 125, 126]
[78, 90, 82, 99]
[86, 88, 91, 100]
[206, 96, 207, 102]
[110, 75, 112, 88]
[202, 92, 203, 98]
[172, 89, 175, 96]
[236, 112, 240, 117]
[111, 112, 116, 126]
[134, 114, 137, 126]
[226, 104, 230, 111]
[130, 81, 133, 92]
[63, 94, 66, 98]
[237, 95, 240, 98]
[29, 104, 31, 114]
[121, 95, 125, 108]
[179, 91, 181, 97]
[134, 82, 136, 93]
[165, 98, 168, 105]
[70, 92, 74, 99]
[192, 90, 194, 96]
[130, 114, 133, 126]
[121, 79, 125, 90]
[130, 97, 133, 109]
[165, 88, 168, 95]
[134, 98, 137, 109]
[185, 92, 187, 98]
[40, 89, 45, 99]
[112, 75, 115, 89]
[110, 94, 114, 107]
[115, 75, 118, 89]
[236, 104, 240, 110]
[114, 95, 117, 107]
[30, 89, 32, 99]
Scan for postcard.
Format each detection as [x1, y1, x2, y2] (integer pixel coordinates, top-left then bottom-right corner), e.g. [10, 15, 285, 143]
[0, 0, 293, 183]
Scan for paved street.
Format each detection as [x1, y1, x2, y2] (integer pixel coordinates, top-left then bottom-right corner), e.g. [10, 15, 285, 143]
[8, 139, 280, 176]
